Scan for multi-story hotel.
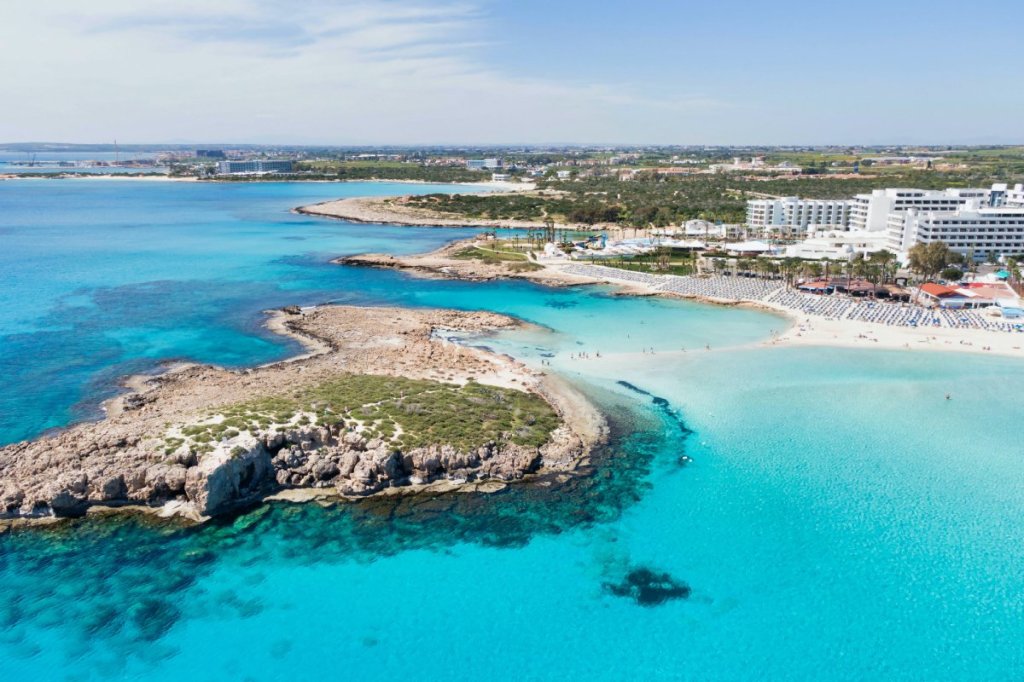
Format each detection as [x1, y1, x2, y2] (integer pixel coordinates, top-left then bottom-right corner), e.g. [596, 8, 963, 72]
[886, 201, 1024, 259]
[745, 197, 850, 235]
[847, 187, 993, 231]
[217, 160, 294, 174]
[747, 183, 1024, 262]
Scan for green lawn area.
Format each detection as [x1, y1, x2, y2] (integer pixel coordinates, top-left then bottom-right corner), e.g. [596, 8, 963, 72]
[591, 258, 695, 276]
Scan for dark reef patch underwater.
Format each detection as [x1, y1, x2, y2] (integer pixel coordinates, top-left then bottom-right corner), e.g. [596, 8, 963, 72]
[0, 383, 695, 665]
[602, 567, 692, 607]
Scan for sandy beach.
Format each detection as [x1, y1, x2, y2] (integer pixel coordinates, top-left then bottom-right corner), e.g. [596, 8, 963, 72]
[330, 229, 1024, 359]
[538, 262, 1024, 359]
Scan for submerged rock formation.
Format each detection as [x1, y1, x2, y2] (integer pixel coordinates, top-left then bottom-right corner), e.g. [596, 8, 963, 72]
[0, 306, 605, 523]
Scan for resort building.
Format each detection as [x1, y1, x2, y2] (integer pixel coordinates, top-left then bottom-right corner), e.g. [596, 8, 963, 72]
[917, 281, 1021, 310]
[745, 197, 851, 236]
[886, 202, 1024, 260]
[999, 183, 1024, 208]
[848, 187, 993, 232]
[466, 158, 501, 171]
[216, 160, 294, 174]
[784, 230, 889, 261]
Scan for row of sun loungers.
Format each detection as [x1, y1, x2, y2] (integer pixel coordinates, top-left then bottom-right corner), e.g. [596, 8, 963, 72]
[558, 264, 1024, 333]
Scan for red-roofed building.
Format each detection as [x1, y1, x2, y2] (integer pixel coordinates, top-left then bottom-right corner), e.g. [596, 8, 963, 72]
[919, 283, 958, 300]
[918, 282, 1015, 309]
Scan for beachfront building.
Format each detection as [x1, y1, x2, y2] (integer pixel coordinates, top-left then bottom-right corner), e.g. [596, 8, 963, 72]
[848, 187, 993, 232]
[216, 160, 293, 174]
[886, 202, 1024, 260]
[917, 281, 1021, 309]
[784, 230, 890, 261]
[745, 197, 851, 236]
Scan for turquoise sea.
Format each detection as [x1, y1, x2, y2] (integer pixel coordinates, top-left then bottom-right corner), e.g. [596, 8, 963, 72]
[2, 180, 1024, 680]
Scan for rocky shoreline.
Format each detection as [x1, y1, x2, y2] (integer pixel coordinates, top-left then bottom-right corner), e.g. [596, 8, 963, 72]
[334, 236, 600, 288]
[0, 306, 606, 528]
[297, 194, 570, 230]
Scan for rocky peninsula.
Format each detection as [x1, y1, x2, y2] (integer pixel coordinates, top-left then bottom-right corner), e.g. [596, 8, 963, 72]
[335, 236, 596, 287]
[0, 306, 605, 526]
[297, 193, 561, 230]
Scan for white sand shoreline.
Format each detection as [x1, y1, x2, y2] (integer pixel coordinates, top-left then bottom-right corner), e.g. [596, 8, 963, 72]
[536, 262, 1024, 359]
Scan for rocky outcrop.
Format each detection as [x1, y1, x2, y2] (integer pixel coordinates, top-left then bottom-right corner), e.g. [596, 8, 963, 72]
[0, 420, 563, 520]
[0, 306, 601, 524]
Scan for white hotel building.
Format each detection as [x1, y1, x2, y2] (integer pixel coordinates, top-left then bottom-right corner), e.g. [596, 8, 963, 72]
[847, 187, 993, 232]
[887, 201, 1024, 260]
[745, 197, 850, 235]
[747, 183, 1024, 262]
[994, 182, 1024, 207]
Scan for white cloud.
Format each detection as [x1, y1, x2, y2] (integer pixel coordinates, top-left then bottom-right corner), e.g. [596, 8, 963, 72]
[0, 0, 724, 143]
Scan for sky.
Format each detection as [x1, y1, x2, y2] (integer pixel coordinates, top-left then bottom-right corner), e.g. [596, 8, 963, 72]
[1, 0, 1022, 145]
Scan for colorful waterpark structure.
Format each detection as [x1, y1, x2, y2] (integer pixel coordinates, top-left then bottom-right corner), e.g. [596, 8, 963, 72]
[747, 183, 1024, 263]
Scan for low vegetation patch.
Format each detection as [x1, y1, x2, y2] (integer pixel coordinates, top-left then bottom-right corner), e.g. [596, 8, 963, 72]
[164, 374, 559, 454]
[451, 245, 543, 271]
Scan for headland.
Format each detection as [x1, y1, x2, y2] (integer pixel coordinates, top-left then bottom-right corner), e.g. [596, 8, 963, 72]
[0, 306, 605, 528]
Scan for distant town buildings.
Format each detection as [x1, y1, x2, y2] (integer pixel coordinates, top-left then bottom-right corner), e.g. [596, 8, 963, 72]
[196, 149, 226, 159]
[711, 157, 801, 174]
[216, 160, 294, 174]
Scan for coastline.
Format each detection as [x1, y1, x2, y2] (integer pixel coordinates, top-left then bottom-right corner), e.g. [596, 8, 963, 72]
[297, 191, 568, 230]
[0, 306, 607, 529]
[543, 265, 1024, 359]
[7, 190, 1023, 528]
[0, 174, 531, 191]
[328, 232, 1024, 360]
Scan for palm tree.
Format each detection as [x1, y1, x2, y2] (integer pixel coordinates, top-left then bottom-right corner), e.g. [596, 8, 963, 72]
[1006, 257, 1019, 283]
[868, 250, 897, 284]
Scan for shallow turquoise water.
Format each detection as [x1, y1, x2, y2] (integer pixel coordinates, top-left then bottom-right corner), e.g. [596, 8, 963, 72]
[2, 180, 1024, 680]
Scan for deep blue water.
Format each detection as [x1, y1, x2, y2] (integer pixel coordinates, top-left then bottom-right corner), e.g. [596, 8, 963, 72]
[3, 180, 1024, 680]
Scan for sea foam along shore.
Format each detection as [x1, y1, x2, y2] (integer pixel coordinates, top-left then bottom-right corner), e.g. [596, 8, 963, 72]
[0, 305, 606, 529]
